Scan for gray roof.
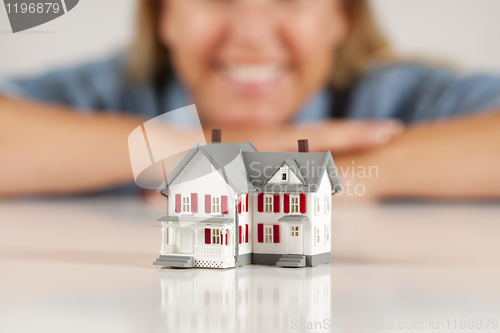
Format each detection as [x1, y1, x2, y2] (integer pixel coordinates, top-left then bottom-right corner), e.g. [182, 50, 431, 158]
[158, 142, 342, 194]
[157, 142, 257, 193]
[241, 151, 342, 193]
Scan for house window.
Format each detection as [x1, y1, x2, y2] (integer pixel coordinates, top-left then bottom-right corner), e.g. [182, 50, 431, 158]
[290, 226, 299, 237]
[212, 196, 220, 214]
[324, 225, 330, 244]
[325, 194, 330, 214]
[281, 167, 288, 182]
[264, 194, 273, 213]
[315, 196, 321, 215]
[241, 194, 246, 213]
[212, 228, 221, 245]
[264, 225, 273, 243]
[290, 195, 300, 213]
[182, 196, 191, 213]
[314, 226, 321, 246]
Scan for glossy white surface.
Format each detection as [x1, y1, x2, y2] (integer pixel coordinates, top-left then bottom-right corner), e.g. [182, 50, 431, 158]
[1, 198, 500, 332]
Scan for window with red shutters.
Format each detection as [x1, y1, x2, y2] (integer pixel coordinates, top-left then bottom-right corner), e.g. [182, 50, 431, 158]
[239, 225, 242, 244]
[257, 224, 264, 243]
[246, 194, 249, 212]
[175, 194, 181, 213]
[205, 228, 211, 244]
[191, 193, 197, 212]
[205, 195, 211, 213]
[273, 194, 280, 213]
[283, 194, 290, 213]
[273, 225, 280, 243]
[257, 193, 264, 212]
[245, 224, 249, 243]
[300, 193, 306, 213]
[221, 195, 228, 214]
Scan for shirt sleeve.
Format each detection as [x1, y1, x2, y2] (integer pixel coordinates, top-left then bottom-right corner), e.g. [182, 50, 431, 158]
[349, 63, 500, 123]
[0, 55, 154, 115]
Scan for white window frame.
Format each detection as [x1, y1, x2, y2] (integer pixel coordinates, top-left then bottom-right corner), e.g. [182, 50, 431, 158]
[314, 226, 321, 246]
[324, 194, 331, 214]
[280, 167, 289, 182]
[241, 194, 246, 213]
[264, 225, 273, 243]
[212, 228, 221, 245]
[264, 194, 273, 213]
[181, 196, 191, 214]
[324, 225, 330, 245]
[211, 196, 221, 215]
[290, 195, 300, 214]
[315, 196, 321, 215]
[290, 226, 299, 237]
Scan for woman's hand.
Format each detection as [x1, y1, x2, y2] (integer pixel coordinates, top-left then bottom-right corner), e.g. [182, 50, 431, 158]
[214, 119, 404, 153]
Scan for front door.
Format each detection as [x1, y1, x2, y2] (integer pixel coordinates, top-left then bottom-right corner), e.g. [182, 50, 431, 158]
[288, 225, 303, 254]
[179, 228, 194, 254]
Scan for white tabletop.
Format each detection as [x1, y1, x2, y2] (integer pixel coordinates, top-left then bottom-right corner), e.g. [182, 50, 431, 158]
[1, 198, 499, 333]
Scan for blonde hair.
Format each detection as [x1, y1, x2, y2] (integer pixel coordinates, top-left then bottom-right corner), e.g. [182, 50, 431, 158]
[129, 0, 392, 89]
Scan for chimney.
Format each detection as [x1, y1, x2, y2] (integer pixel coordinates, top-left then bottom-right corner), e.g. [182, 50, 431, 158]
[298, 139, 309, 153]
[212, 129, 222, 143]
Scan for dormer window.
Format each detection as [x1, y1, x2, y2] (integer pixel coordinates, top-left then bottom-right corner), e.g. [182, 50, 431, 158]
[281, 167, 289, 182]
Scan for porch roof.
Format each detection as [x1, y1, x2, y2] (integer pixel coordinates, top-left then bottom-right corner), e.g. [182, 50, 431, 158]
[158, 216, 234, 224]
[277, 216, 307, 223]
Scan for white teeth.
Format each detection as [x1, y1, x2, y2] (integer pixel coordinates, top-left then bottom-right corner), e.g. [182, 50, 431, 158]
[224, 64, 282, 84]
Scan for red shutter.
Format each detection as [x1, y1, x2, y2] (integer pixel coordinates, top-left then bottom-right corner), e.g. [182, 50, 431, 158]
[221, 195, 228, 214]
[283, 194, 290, 213]
[245, 224, 249, 243]
[273, 194, 280, 213]
[300, 194, 306, 213]
[205, 228, 211, 244]
[175, 194, 181, 213]
[257, 224, 264, 243]
[191, 193, 197, 212]
[238, 197, 242, 214]
[246, 194, 249, 212]
[225, 230, 228, 245]
[239, 226, 242, 244]
[205, 195, 211, 213]
[273, 225, 280, 243]
[257, 193, 264, 212]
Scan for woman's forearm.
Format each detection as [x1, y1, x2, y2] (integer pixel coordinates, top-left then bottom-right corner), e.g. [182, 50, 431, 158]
[335, 111, 500, 200]
[0, 97, 145, 196]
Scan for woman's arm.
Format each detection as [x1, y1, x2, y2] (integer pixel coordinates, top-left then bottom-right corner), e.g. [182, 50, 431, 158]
[334, 111, 500, 200]
[0, 97, 402, 197]
[0, 97, 145, 196]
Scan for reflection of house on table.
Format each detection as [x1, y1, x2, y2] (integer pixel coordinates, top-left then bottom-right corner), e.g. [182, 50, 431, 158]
[154, 130, 342, 268]
[154, 265, 332, 332]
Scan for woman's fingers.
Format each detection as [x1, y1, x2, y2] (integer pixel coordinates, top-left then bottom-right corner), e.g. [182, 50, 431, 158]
[216, 119, 404, 153]
[300, 119, 404, 153]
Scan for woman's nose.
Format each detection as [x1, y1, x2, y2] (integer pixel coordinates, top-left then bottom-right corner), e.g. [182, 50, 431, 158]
[227, 0, 280, 52]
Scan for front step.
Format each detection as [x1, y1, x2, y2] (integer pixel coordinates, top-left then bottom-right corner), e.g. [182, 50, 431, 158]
[153, 255, 193, 268]
[276, 255, 306, 267]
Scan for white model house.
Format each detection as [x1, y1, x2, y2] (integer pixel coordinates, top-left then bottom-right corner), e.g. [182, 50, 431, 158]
[153, 131, 342, 268]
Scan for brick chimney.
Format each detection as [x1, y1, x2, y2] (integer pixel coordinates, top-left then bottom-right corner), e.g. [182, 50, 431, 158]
[212, 129, 222, 143]
[298, 139, 309, 153]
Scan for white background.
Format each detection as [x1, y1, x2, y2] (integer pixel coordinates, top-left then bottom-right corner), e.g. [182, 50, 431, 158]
[0, 0, 499, 77]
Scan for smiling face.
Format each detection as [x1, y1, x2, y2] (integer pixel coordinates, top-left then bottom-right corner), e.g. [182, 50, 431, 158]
[159, 0, 349, 127]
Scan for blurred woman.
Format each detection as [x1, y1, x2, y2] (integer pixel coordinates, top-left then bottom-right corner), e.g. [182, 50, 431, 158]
[0, 0, 499, 199]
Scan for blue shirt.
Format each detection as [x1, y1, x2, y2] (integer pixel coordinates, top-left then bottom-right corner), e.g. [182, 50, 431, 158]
[1, 55, 500, 124]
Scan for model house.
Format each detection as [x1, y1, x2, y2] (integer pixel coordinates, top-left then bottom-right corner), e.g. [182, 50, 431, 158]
[153, 130, 342, 268]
